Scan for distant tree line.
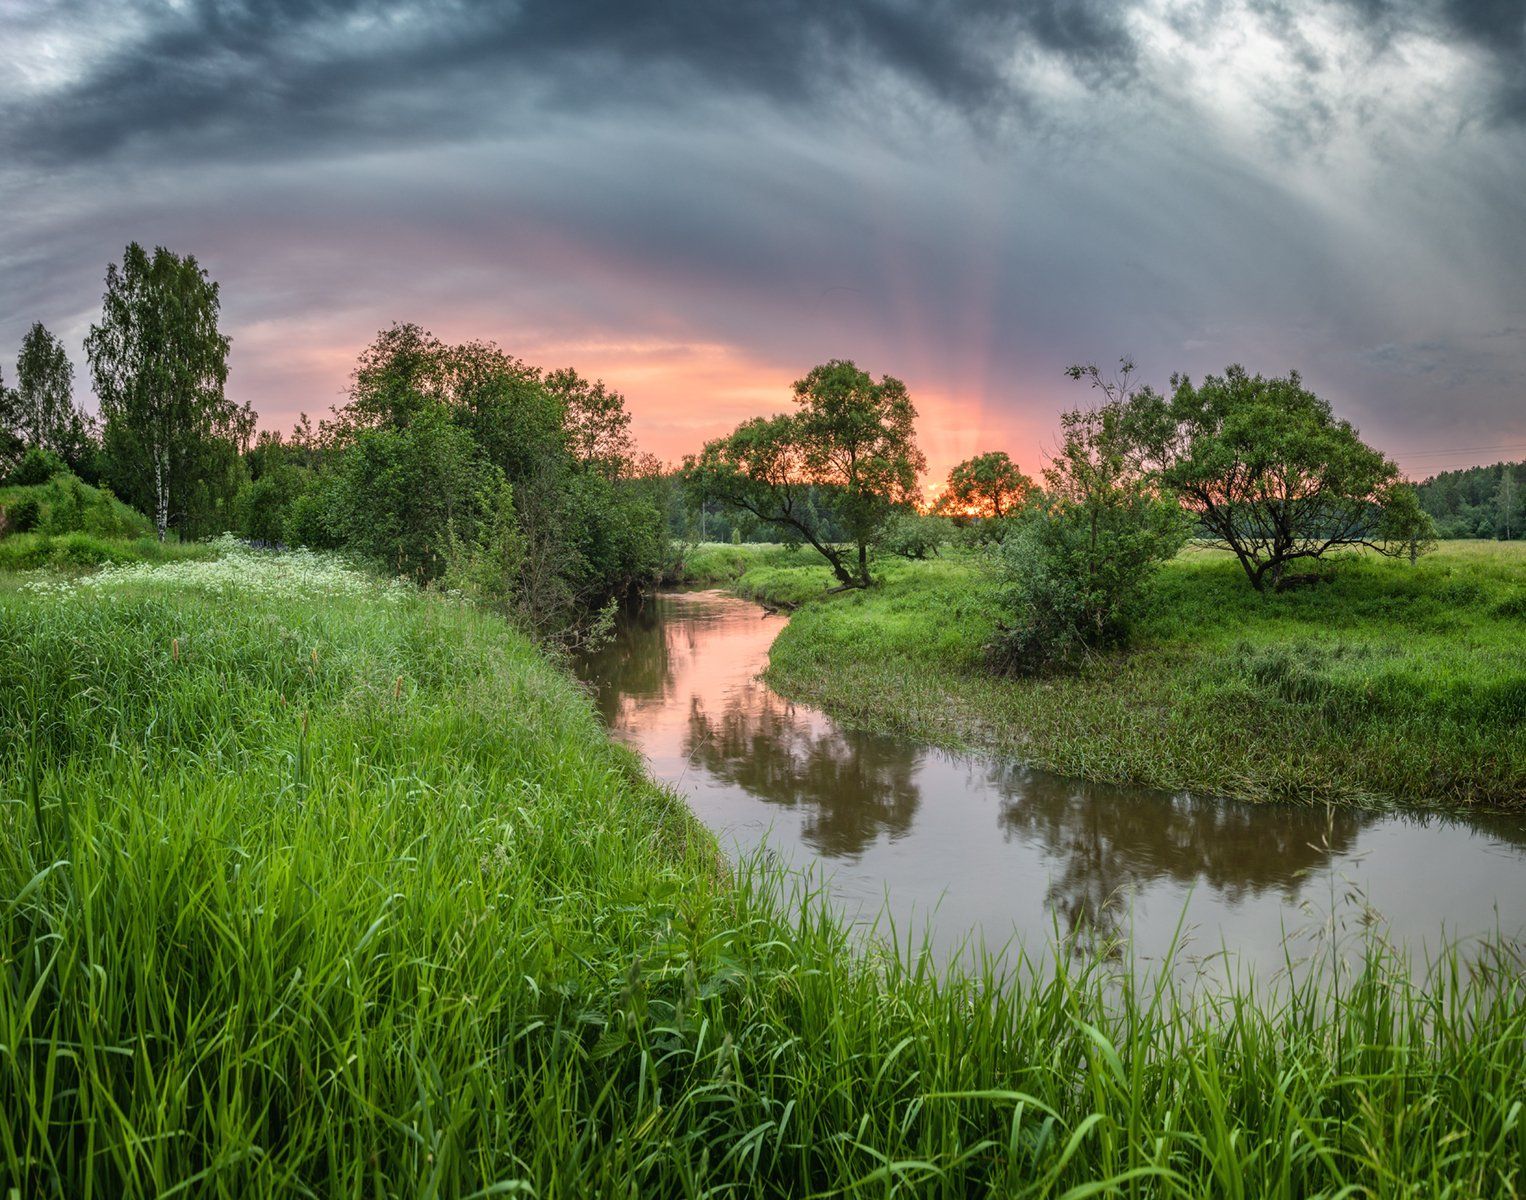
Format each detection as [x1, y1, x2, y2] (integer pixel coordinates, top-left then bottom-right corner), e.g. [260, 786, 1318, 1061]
[1416, 461, 1524, 540]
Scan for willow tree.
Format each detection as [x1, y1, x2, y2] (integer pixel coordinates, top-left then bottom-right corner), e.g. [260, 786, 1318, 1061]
[86, 244, 243, 540]
[685, 360, 925, 588]
[1135, 365, 1432, 590]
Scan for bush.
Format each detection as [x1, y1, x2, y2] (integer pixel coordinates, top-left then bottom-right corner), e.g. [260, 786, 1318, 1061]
[880, 511, 949, 560]
[989, 496, 1185, 675]
[3, 496, 40, 535]
[6, 447, 66, 487]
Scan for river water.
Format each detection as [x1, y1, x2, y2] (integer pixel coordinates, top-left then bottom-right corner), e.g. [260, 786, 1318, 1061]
[577, 589, 1526, 979]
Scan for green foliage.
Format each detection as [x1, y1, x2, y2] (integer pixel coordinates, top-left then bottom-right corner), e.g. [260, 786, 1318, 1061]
[881, 509, 950, 559]
[991, 394, 1187, 674]
[728, 542, 1526, 806]
[328, 399, 500, 581]
[11, 322, 96, 476]
[0, 472, 153, 542]
[5, 446, 66, 487]
[0, 555, 1521, 1195]
[87, 242, 253, 540]
[932, 449, 1033, 519]
[318, 323, 665, 620]
[684, 360, 926, 587]
[1132, 363, 1431, 589]
[3, 496, 39, 534]
[1418, 459, 1526, 539]
[440, 481, 527, 614]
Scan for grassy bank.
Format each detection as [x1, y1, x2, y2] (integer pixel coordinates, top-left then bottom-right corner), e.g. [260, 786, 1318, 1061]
[676, 540, 1526, 808]
[0, 473, 212, 570]
[2, 548, 1524, 1195]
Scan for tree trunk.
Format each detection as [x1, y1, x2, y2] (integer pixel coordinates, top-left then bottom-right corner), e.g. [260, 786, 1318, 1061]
[153, 443, 169, 543]
[856, 538, 869, 587]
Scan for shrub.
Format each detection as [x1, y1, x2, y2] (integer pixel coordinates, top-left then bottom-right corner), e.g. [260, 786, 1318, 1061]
[4, 496, 41, 534]
[6, 446, 66, 487]
[881, 511, 949, 560]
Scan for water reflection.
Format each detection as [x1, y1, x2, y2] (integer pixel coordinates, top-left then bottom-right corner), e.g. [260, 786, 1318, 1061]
[992, 765, 1368, 946]
[684, 686, 923, 856]
[577, 590, 1526, 970]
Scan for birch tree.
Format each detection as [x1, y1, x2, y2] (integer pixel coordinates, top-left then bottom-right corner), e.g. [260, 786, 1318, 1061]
[86, 244, 235, 540]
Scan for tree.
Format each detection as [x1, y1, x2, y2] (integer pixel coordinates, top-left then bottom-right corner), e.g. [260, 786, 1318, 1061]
[1496, 467, 1520, 540]
[1133, 364, 1431, 590]
[0, 365, 21, 478]
[990, 394, 1187, 674]
[86, 244, 245, 540]
[321, 324, 666, 615]
[933, 451, 1033, 519]
[15, 323, 84, 458]
[328, 399, 500, 580]
[684, 360, 925, 588]
[544, 367, 635, 477]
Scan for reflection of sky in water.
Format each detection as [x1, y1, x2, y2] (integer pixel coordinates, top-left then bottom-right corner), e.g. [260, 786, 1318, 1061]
[578, 590, 1526, 978]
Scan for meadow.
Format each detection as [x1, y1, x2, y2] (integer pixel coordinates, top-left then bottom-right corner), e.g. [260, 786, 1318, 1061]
[675, 540, 1526, 808]
[2, 546, 1523, 1195]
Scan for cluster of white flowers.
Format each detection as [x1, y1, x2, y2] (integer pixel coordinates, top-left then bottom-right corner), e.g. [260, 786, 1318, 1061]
[26, 536, 413, 603]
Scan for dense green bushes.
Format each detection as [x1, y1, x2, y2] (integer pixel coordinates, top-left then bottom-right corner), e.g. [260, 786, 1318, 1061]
[232, 325, 667, 629]
[0, 472, 153, 541]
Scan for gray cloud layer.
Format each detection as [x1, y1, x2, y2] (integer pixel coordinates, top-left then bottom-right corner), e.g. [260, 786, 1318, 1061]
[2, 0, 1524, 473]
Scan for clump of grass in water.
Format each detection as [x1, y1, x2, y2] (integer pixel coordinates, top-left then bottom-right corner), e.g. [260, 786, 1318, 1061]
[0, 552, 1522, 1196]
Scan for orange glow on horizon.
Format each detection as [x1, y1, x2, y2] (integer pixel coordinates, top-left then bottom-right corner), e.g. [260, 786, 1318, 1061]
[242, 323, 1046, 484]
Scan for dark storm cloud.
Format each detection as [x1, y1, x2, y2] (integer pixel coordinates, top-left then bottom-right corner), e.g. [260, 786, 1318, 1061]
[2, 0, 1524, 476]
[1, 0, 1140, 164]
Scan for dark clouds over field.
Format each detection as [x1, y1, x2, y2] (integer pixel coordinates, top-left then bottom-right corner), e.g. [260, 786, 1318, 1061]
[2, 0, 1524, 477]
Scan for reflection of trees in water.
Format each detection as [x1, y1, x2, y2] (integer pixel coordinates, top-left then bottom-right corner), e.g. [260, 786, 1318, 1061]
[575, 598, 677, 724]
[990, 761, 1372, 947]
[684, 684, 923, 858]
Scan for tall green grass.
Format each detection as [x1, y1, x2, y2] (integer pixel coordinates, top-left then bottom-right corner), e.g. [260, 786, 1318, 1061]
[1, 550, 1523, 1196]
[698, 542, 1526, 808]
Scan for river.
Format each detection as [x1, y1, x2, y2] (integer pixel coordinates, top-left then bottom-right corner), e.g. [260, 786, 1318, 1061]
[577, 589, 1526, 979]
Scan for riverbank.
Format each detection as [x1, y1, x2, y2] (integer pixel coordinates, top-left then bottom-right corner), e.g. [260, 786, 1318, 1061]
[674, 540, 1526, 808]
[2, 547, 1523, 1195]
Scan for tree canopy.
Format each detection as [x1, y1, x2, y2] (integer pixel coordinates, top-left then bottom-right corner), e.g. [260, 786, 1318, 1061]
[933, 451, 1033, 521]
[1130, 365, 1432, 590]
[684, 360, 925, 588]
[316, 323, 665, 625]
[86, 244, 248, 540]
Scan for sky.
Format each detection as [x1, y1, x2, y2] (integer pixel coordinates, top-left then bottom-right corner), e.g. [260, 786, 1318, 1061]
[2, 0, 1524, 485]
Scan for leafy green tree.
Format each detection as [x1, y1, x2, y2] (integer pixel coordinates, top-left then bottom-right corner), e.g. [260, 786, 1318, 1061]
[14, 323, 94, 468]
[933, 451, 1033, 519]
[991, 396, 1187, 674]
[1496, 467, 1520, 540]
[328, 399, 500, 580]
[0, 365, 24, 478]
[323, 324, 665, 613]
[544, 367, 636, 477]
[685, 360, 925, 588]
[1131, 365, 1431, 590]
[86, 244, 248, 540]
